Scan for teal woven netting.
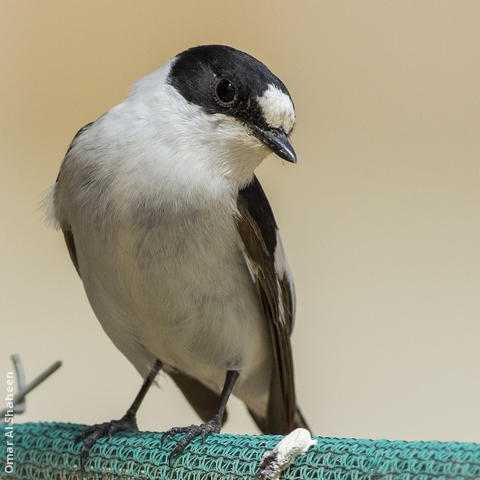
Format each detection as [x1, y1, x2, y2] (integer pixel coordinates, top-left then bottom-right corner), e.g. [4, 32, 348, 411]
[1, 422, 480, 479]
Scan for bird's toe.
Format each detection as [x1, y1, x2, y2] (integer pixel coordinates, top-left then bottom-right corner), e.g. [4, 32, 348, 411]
[75, 414, 138, 468]
[164, 415, 222, 465]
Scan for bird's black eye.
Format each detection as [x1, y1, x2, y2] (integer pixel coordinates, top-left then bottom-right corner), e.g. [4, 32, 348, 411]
[216, 79, 236, 103]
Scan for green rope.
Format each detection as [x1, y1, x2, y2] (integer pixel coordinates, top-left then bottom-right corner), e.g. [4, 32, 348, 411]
[1, 422, 480, 479]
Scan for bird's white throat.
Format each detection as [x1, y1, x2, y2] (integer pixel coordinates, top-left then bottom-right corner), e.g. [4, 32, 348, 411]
[123, 61, 271, 195]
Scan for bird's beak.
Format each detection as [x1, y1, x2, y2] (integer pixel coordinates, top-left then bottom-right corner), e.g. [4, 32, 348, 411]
[252, 126, 297, 164]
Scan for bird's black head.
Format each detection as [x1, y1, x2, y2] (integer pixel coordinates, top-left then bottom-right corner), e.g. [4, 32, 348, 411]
[168, 45, 296, 164]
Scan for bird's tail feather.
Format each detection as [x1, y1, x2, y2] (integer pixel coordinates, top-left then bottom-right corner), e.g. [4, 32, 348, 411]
[248, 405, 311, 435]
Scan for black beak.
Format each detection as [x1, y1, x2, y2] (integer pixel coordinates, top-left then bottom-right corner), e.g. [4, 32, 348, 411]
[252, 126, 297, 164]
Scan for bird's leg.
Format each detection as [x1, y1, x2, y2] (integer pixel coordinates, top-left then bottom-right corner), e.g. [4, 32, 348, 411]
[162, 370, 239, 464]
[75, 359, 162, 467]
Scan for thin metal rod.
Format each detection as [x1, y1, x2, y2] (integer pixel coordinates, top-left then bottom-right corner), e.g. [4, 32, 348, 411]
[14, 360, 62, 403]
[11, 354, 26, 413]
[0, 358, 62, 422]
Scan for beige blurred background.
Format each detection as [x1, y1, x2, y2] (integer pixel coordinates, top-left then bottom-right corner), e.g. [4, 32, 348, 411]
[1, 0, 480, 443]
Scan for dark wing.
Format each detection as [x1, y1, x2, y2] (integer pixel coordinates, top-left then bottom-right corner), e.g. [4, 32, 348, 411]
[57, 123, 95, 278]
[62, 229, 80, 276]
[236, 175, 307, 434]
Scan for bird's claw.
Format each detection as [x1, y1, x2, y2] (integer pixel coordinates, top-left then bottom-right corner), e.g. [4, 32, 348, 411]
[75, 413, 137, 469]
[162, 414, 222, 465]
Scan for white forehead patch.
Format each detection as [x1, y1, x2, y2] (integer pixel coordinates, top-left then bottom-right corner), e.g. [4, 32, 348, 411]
[256, 84, 295, 134]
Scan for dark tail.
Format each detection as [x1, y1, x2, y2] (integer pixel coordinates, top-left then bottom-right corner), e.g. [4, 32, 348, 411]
[248, 405, 311, 435]
[293, 405, 311, 433]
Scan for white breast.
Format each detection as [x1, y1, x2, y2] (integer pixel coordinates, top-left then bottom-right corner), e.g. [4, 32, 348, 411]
[67, 183, 268, 385]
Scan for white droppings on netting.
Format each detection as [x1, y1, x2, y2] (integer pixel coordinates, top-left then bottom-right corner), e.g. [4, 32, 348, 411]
[255, 428, 317, 479]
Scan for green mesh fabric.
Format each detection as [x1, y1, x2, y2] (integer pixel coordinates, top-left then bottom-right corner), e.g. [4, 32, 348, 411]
[1, 422, 480, 479]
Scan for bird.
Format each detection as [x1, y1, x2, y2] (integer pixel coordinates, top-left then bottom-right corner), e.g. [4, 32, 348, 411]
[49, 44, 309, 464]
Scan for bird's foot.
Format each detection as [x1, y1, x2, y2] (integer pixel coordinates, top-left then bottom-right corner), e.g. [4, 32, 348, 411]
[162, 413, 222, 465]
[75, 412, 138, 468]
